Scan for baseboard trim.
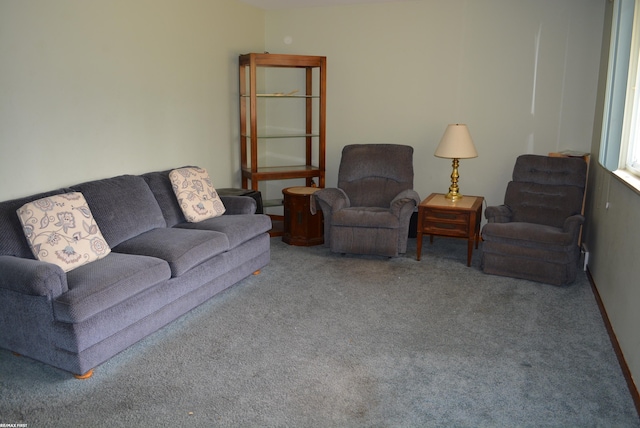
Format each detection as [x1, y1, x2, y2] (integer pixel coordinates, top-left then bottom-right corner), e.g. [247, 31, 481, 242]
[587, 268, 640, 418]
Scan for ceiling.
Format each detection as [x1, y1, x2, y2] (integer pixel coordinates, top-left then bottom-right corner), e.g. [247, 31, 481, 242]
[238, 0, 408, 10]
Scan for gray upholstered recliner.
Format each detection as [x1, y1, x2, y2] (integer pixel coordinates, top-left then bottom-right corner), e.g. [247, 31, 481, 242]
[481, 154, 587, 286]
[314, 144, 421, 257]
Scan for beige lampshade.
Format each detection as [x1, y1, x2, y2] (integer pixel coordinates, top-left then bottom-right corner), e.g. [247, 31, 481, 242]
[434, 124, 478, 159]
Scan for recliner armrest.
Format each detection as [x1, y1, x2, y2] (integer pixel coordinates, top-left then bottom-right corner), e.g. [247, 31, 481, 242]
[563, 214, 585, 237]
[314, 188, 350, 213]
[0, 256, 68, 298]
[390, 189, 421, 216]
[485, 205, 513, 223]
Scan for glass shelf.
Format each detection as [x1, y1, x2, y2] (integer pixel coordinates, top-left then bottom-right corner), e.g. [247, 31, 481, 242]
[241, 133, 320, 139]
[263, 198, 284, 208]
[241, 165, 323, 181]
[241, 94, 320, 98]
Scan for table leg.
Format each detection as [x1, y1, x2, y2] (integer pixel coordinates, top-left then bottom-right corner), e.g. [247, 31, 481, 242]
[416, 207, 424, 261]
[467, 239, 473, 267]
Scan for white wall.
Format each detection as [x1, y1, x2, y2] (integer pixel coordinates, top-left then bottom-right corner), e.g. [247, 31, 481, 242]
[0, 0, 607, 209]
[0, 0, 264, 201]
[586, 0, 640, 394]
[587, 165, 640, 387]
[264, 0, 605, 208]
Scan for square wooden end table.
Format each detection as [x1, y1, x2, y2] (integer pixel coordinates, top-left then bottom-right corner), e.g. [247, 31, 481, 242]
[416, 193, 484, 266]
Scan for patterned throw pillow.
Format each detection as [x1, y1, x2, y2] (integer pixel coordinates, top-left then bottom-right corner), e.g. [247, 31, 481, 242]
[169, 167, 226, 222]
[17, 192, 111, 272]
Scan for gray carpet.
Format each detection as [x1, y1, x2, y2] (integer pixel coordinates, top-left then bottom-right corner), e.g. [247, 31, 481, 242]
[1, 237, 638, 427]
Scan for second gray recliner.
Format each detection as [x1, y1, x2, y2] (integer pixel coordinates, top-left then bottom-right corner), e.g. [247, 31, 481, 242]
[481, 154, 587, 285]
[315, 144, 420, 257]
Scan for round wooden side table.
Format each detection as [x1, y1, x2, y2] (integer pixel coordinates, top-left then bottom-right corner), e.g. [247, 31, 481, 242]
[282, 186, 324, 246]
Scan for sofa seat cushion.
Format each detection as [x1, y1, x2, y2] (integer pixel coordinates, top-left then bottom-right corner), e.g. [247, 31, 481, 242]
[174, 214, 271, 250]
[54, 252, 171, 323]
[331, 207, 400, 229]
[113, 228, 229, 277]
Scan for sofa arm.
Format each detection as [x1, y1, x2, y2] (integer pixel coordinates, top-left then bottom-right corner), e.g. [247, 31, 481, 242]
[220, 196, 256, 215]
[485, 205, 513, 223]
[0, 256, 68, 298]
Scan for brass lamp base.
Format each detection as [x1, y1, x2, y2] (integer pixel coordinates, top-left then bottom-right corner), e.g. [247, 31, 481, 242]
[445, 158, 463, 201]
[444, 190, 463, 201]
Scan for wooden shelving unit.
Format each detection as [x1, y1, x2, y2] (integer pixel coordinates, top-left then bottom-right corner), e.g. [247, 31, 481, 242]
[238, 53, 326, 235]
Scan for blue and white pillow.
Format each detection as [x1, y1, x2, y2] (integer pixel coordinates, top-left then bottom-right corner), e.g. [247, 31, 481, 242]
[17, 192, 111, 272]
[169, 167, 226, 222]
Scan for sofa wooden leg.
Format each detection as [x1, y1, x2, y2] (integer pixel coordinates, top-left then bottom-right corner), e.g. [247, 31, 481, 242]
[73, 369, 94, 380]
[12, 352, 21, 357]
[252, 270, 261, 275]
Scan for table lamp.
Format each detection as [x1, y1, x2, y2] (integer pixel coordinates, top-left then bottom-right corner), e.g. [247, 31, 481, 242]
[434, 123, 478, 201]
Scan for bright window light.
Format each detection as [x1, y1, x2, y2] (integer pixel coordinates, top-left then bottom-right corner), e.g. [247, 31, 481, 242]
[621, 0, 640, 177]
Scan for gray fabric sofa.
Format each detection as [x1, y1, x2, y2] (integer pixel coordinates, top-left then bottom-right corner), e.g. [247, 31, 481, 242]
[0, 168, 271, 377]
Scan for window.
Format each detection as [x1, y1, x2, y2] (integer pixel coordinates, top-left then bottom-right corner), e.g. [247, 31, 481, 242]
[600, 0, 640, 185]
[621, 0, 640, 177]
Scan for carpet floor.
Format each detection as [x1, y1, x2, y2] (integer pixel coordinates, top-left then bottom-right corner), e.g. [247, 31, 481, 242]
[0, 237, 638, 427]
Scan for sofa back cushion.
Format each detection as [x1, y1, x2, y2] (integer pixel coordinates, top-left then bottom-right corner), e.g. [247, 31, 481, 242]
[0, 189, 68, 258]
[70, 175, 166, 247]
[142, 169, 186, 227]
